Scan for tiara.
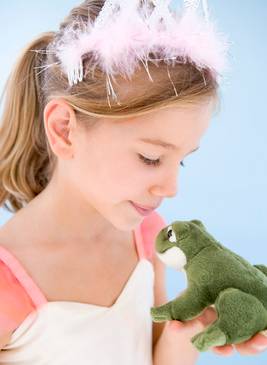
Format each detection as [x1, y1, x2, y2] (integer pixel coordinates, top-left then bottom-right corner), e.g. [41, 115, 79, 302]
[47, 0, 231, 105]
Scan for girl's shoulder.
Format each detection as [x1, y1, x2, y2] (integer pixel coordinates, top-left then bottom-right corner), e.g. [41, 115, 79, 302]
[139, 211, 167, 261]
[0, 253, 36, 336]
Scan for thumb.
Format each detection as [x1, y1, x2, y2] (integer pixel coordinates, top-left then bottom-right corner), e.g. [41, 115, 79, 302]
[196, 306, 218, 327]
[166, 318, 205, 338]
[166, 307, 217, 337]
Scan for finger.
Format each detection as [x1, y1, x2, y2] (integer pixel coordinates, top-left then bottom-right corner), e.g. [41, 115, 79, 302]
[168, 319, 203, 332]
[234, 333, 267, 355]
[168, 307, 218, 337]
[167, 320, 184, 331]
[234, 342, 263, 356]
[167, 319, 205, 339]
[251, 332, 267, 348]
[211, 345, 234, 356]
[197, 306, 217, 327]
[245, 332, 267, 349]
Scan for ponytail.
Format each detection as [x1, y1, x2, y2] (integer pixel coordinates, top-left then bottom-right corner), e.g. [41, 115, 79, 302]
[0, 32, 56, 213]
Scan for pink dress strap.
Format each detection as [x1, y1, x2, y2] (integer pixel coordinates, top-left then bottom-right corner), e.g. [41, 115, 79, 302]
[135, 211, 167, 261]
[0, 258, 37, 334]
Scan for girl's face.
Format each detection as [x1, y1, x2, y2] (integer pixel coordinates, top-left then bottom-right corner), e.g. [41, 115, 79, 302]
[62, 99, 214, 231]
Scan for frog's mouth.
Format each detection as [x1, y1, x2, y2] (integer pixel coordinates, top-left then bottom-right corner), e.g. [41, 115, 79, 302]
[156, 246, 187, 271]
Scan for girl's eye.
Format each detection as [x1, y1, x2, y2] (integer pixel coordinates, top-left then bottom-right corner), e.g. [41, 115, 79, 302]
[138, 154, 185, 168]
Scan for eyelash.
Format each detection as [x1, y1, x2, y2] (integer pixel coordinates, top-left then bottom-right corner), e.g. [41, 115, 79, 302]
[138, 154, 185, 168]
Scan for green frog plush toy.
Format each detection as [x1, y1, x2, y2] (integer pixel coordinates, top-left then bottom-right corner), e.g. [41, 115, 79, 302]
[150, 220, 267, 352]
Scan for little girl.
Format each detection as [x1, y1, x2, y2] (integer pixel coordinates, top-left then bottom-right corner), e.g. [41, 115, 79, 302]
[0, 1, 266, 364]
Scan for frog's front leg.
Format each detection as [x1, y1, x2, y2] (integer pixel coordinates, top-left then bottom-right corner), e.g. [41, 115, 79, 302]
[172, 286, 210, 321]
[150, 301, 174, 322]
[151, 287, 209, 323]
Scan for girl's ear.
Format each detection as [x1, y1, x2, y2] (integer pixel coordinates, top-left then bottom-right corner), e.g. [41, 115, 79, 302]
[43, 99, 77, 160]
[190, 219, 206, 231]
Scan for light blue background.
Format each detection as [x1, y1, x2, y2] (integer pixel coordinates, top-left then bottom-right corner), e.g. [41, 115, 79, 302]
[0, 1, 266, 364]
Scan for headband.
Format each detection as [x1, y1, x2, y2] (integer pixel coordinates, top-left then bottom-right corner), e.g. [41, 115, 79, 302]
[46, 0, 231, 106]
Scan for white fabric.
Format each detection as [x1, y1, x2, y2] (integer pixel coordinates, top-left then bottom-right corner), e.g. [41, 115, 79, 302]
[0, 259, 154, 365]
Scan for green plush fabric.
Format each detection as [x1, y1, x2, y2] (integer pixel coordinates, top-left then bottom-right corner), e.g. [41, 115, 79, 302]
[150, 220, 267, 352]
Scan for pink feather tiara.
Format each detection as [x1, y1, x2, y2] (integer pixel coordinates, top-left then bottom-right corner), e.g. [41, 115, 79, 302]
[47, 0, 231, 105]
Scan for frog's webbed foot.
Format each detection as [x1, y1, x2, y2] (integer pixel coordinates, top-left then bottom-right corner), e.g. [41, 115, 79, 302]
[150, 301, 173, 322]
[191, 323, 227, 352]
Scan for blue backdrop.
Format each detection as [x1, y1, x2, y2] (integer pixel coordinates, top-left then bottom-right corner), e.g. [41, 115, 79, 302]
[0, 1, 266, 364]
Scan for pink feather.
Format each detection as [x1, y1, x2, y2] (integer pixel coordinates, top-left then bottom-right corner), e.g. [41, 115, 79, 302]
[48, 0, 231, 97]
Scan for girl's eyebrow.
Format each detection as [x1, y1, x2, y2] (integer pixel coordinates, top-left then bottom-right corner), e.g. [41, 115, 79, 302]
[138, 138, 200, 154]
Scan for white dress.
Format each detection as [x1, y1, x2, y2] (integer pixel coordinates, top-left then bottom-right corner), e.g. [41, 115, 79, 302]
[0, 211, 166, 365]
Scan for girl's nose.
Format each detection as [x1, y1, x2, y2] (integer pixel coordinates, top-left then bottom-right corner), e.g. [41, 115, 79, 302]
[150, 169, 179, 198]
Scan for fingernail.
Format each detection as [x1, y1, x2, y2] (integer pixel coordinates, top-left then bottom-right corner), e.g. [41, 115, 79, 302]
[166, 321, 174, 328]
[253, 344, 267, 351]
[260, 330, 267, 338]
[167, 320, 183, 330]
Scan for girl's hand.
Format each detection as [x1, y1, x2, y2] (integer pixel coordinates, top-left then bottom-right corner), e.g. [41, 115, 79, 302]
[167, 307, 267, 356]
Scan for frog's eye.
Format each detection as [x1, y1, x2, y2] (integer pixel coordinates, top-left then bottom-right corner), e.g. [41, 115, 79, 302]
[167, 225, 177, 243]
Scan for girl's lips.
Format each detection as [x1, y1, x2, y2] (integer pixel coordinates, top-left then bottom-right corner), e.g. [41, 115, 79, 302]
[130, 201, 155, 216]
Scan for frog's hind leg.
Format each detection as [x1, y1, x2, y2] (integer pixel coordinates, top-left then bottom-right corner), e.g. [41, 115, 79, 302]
[191, 288, 267, 352]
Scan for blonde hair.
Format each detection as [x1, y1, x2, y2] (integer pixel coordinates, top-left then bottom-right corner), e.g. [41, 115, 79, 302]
[0, 0, 219, 214]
